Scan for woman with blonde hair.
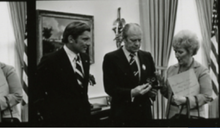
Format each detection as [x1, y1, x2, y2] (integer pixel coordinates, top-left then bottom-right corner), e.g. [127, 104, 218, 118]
[159, 30, 213, 119]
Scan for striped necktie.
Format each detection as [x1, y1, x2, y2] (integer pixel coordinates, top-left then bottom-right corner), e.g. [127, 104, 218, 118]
[129, 53, 139, 83]
[75, 55, 84, 88]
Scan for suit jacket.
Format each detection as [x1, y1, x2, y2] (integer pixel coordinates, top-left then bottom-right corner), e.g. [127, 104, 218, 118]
[35, 48, 90, 125]
[0, 62, 23, 121]
[161, 60, 212, 118]
[103, 47, 157, 124]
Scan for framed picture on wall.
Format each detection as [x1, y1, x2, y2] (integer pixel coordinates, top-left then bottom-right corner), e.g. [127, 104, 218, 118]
[36, 10, 94, 64]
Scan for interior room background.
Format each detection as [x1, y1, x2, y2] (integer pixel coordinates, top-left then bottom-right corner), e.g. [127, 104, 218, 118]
[0, 2, 28, 122]
[36, 0, 218, 119]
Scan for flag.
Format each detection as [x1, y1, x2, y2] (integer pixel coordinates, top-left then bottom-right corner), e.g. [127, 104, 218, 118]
[22, 14, 28, 105]
[210, 0, 219, 97]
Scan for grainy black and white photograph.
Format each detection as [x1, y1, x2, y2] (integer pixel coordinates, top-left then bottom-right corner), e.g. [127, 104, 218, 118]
[31, 0, 219, 126]
[1, 0, 219, 127]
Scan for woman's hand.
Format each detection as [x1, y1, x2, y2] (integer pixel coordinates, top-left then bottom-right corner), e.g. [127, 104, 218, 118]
[172, 95, 187, 105]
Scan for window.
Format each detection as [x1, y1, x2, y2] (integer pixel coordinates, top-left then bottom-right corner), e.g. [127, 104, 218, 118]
[0, 2, 16, 67]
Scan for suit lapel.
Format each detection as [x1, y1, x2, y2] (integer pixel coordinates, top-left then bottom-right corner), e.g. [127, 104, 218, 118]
[56, 48, 80, 90]
[138, 51, 150, 84]
[117, 48, 132, 72]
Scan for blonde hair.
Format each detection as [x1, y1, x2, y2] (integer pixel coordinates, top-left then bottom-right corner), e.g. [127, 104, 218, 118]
[172, 30, 200, 56]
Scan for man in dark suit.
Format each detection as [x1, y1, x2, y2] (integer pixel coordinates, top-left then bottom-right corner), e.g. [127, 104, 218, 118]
[34, 21, 91, 126]
[103, 23, 158, 126]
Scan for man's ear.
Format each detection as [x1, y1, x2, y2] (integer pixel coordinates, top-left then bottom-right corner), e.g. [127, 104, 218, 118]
[67, 35, 75, 44]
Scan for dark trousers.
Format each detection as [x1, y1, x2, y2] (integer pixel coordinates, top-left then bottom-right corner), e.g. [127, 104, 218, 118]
[110, 108, 152, 126]
[109, 102, 153, 126]
[111, 117, 150, 126]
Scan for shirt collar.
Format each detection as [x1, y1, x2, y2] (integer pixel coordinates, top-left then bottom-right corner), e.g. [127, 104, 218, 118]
[64, 45, 78, 61]
[122, 46, 137, 59]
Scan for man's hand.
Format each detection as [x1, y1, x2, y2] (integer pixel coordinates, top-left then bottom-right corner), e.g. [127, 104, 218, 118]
[131, 83, 152, 97]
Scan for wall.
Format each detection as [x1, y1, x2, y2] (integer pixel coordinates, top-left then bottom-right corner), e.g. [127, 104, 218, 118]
[36, 0, 140, 98]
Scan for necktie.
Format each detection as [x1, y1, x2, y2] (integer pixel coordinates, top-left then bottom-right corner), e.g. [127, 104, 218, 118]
[75, 55, 84, 88]
[129, 53, 139, 83]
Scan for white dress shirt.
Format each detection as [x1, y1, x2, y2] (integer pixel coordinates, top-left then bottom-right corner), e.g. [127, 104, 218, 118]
[63, 45, 84, 74]
[122, 46, 141, 79]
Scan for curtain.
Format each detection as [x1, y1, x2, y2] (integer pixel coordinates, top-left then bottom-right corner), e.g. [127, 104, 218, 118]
[195, 0, 214, 67]
[0, 2, 16, 66]
[8, 2, 26, 70]
[195, 0, 218, 119]
[8, 2, 28, 122]
[139, 0, 178, 119]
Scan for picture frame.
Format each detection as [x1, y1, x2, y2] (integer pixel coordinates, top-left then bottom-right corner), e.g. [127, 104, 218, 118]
[36, 10, 94, 64]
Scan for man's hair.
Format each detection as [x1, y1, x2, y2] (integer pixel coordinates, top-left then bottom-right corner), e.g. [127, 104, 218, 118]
[172, 30, 200, 56]
[62, 21, 91, 43]
[122, 23, 141, 40]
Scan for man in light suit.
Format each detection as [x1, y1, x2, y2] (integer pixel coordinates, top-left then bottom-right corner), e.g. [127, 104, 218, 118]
[34, 21, 92, 126]
[103, 23, 158, 126]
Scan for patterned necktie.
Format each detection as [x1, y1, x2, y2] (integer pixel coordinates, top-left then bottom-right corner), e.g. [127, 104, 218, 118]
[129, 53, 139, 83]
[75, 55, 84, 88]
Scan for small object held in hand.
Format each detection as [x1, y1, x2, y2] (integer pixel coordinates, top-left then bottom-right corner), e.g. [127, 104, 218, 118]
[153, 85, 162, 89]
[146, 76, 162, 89]
[143, 83, 149, 89]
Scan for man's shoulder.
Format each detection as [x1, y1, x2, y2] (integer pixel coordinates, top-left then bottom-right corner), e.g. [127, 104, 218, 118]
[138, 50, 152, 56]
[104, 48, 121, 57]
[38, 49, 65, 67]
[43, 49, 64, 60]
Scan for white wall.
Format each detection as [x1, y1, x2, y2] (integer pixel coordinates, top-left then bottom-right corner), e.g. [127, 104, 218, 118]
[36, 0, 140, 98]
